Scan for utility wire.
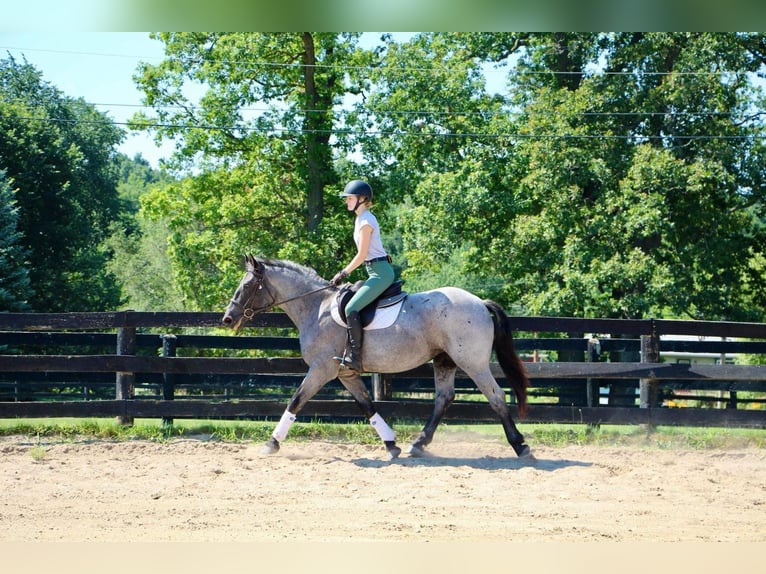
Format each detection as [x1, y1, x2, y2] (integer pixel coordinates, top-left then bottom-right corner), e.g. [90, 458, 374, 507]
[4, 113, 765, 141]
[3, 43, 763, 140]
[3, 44, 764, 130]
[2, 43, 762, 78]
[88, 101, 762, 120]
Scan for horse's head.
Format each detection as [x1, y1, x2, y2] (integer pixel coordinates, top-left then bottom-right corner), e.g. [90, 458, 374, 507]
[221, 255, 273, 330]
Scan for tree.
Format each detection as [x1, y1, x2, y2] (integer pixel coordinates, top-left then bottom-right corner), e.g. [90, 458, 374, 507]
[130, 33, 375, 307]
[106, 154, 183, 311]
[500, 32, 766, 320]
[113, 152, 168, 214]
[0, 55, 125, 311]
[352, 33, 522, 299]
[375, 33, 766, 320]
[139, 161, 350, 310]
[129, 33, 766, 320]
[0, 170, 31, 311]
[131, 33, 369, 230]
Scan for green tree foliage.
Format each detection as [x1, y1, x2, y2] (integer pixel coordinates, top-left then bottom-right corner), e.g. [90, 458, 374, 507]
[0, 56, 124, 311]
[352, 33, 522, 299]
[129, 33, 766, 320]
[107, 215, 186, 311]
[114, 152, 168, 214]
[505, 33, 766, 320]
[106, 154, 184, 310]
[131, 32, 367, 228]
[0, 170, 31, 311]
[131, 33, 373, 308]
[368, 33, 766, 320]
[140, 161, 349, 309]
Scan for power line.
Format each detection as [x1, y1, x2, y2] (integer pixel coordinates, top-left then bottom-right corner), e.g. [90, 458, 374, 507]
[5, 113, 765, 141]
[4, 43, 764, 126]
[14, 97, 759, 132]
[89, 101, 761, 120]
[3, 43, 764, 79]
[0, 45, 160, 63]
[3, 42, 764, 142]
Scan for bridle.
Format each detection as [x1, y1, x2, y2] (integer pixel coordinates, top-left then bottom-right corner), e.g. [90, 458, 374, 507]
[228, 263, 333, 323]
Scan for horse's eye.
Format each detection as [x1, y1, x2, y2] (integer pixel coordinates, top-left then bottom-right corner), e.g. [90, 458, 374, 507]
[243, 282, 252, 289]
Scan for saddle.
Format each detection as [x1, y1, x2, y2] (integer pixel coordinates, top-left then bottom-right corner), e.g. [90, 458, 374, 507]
[336, 280, 407, 327]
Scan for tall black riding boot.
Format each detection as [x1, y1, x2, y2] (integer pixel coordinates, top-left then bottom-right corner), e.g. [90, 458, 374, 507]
[334, 310, 363, 373]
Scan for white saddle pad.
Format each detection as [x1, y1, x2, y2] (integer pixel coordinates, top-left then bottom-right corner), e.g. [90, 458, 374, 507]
[330, 299, 404, 330]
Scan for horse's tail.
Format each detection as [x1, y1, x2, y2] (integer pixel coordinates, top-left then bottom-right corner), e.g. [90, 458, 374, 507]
[484, 300, 529, 418]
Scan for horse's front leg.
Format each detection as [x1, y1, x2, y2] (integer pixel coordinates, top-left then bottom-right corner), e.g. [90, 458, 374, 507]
[337, 370, 402, 460]
[262, 365, 333, 455]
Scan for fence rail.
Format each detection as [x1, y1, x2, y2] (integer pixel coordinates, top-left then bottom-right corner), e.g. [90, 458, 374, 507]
[1, 311, 765, 428]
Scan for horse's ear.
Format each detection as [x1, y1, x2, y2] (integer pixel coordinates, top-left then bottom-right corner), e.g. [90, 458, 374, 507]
[244, 254, 258, 272]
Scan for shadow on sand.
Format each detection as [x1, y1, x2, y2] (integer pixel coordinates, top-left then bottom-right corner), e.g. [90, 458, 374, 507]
[352, 454, 593, 471]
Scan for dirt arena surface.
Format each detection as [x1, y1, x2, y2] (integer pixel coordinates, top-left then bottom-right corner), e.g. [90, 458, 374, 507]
[1, 432, 764, 543]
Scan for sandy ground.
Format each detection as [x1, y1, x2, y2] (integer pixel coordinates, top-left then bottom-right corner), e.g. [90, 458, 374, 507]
[1, 432, 764, 543]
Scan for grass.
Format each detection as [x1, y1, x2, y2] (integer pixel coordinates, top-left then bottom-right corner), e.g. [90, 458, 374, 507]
[28, 433, 47, 462]
[0, 417, 764, 450]
[0, 417, 382, 444]
[515, 423, 766, 450]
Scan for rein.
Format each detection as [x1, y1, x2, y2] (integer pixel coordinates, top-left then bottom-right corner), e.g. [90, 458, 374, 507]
[229, 270, 333, 321]
[257, 284, 334, 314]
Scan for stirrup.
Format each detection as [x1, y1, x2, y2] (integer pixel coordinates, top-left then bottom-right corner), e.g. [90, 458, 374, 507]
[334, 354, 361, 373]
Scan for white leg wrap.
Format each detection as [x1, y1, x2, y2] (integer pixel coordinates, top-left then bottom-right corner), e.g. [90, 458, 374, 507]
[369, 412, 396, 442]
[272, 410, 297, 442]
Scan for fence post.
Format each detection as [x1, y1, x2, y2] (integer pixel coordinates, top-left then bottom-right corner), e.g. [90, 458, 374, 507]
[639, 331, 660, 409]
[586, 337, 601, 407]
[161, 334, 177, 427]
[608, 333, 641, 406]
[559, 332, 586, 406]
[116, 320, 136, 426]
[372, 373, 392, 402]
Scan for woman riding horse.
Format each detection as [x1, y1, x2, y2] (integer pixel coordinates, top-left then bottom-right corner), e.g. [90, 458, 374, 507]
[222, 256, 531, 459]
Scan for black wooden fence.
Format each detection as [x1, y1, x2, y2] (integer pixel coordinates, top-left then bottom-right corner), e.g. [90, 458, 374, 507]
[1, 311, 765, 428]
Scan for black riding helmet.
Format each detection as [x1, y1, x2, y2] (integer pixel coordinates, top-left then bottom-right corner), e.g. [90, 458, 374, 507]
[339, 179, 372, 212]
[339, 179, 373, 200]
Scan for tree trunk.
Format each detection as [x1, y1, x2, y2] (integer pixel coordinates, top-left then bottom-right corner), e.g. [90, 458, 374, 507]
[302, 32, 325, 233]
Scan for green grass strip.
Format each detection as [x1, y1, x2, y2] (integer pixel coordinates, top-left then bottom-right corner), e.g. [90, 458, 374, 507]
[0, 417, 764, 449]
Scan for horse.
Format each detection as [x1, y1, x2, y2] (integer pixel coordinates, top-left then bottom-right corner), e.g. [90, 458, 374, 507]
[221, 255, 531, 460]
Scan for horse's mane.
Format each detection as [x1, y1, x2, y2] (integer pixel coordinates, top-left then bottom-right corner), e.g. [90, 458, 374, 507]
[260, 258, 328, 286]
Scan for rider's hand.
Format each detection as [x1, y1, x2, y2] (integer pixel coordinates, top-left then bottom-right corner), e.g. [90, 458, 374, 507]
[331, 269, 348, 286]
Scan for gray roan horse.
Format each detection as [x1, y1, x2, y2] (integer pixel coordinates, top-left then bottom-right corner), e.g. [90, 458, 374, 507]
[221, 255, 531, 460]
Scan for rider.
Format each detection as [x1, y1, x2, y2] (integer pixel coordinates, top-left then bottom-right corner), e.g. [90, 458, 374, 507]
[331, 179, 395, 373]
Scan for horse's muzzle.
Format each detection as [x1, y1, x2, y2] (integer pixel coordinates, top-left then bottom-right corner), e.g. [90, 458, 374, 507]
[221, 311, 241, 330]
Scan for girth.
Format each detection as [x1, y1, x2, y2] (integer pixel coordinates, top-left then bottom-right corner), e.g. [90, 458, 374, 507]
[336, 280, 407, 327]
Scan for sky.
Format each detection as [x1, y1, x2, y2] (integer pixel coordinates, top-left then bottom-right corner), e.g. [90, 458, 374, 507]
[1, 32, 175, 168]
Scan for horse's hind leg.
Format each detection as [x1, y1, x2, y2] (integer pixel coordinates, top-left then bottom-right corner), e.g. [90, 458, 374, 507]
[337, 370, 402, 460]
[465, 366, 531, 458]
[408, 353, 457, 457]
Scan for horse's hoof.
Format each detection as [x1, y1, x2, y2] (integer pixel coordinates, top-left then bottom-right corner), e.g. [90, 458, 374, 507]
[386, 445, 402, 460]
[513, 443, 532, 458]
[261, 438, 280, 455]
[407, 444, 427, 458]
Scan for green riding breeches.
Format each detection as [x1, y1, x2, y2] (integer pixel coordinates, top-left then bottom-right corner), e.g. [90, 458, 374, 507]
[345, 259, 395, 314]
